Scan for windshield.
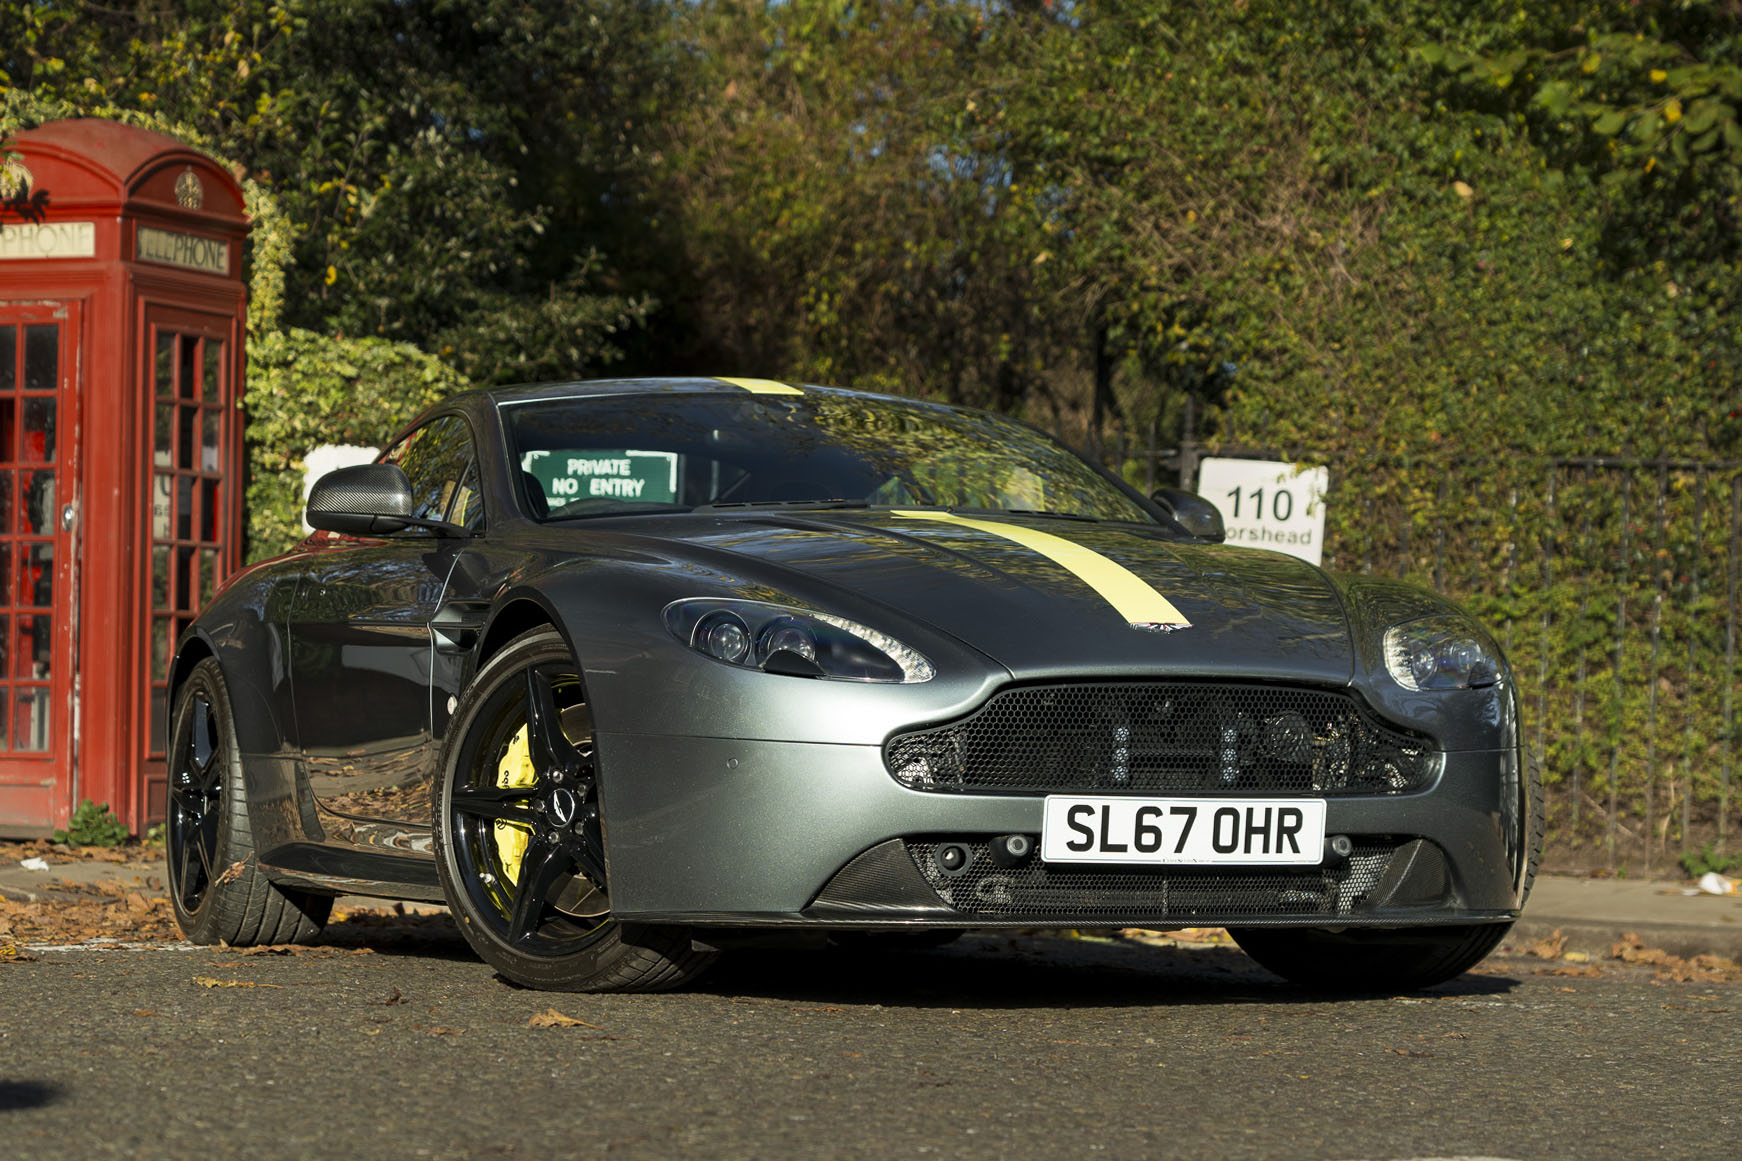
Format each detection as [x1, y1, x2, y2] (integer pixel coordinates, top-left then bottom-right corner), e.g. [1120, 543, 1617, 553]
[503, 391, 1155, 524]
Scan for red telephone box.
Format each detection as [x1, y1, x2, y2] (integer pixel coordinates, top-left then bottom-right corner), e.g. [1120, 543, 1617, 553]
[0, 119, 247, 835]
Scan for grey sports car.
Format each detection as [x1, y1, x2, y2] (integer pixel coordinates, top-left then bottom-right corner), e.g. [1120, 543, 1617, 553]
[166, 377, 1539, 992]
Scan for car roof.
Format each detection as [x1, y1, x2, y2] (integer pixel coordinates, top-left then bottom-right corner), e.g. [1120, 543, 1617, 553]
[479, 376, 955, 412]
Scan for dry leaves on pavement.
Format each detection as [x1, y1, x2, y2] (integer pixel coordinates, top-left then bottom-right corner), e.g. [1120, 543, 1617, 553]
[0, 879, 182, 945]
[1610, 932, 1742, 983]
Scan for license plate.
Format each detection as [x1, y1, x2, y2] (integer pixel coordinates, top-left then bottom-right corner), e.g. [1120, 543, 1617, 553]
[1041, 796, 1327, 865]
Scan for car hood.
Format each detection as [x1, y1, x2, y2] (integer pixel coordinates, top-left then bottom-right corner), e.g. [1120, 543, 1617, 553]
[628, 510, 1355, 683]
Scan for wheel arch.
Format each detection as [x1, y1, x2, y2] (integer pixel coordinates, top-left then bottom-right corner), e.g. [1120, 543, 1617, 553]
[477, 596, 571, 672]
[166, 633, 219, 742]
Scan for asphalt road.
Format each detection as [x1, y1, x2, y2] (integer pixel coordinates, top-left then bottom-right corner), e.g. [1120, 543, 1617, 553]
[2, 929, 1735, 1161]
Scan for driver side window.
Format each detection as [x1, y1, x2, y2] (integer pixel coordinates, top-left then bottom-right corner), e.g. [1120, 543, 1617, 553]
[381, 415, 483, 530]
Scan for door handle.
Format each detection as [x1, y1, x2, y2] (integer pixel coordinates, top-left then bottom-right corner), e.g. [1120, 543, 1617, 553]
[61, 503, 75, 532]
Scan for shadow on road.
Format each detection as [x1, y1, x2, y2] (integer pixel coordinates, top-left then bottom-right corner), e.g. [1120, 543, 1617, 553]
[0, 1080, 62, 1111]
[697, 933, 1523, 1008]
[308, 909, 474, 963]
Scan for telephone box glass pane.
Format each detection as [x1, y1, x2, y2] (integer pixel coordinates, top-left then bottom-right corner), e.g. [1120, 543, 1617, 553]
[177, 403, 195, 470]
[177, 477, 194, 540]
[15, 613, 45, 678]
[23, 326, 55, 390]
[179, 335, 197, 400]
[203, 340, 223, 401]
[200, 548, 220, 603]
[24, 471, 54, 535]
[155, 402, 174, 468]
[201, 479, 219, 541]
[175, 546, 193, 611]
[0, 613, 9, 675]
[149, 687, 165, 752]
[0, 689, 11, 749]
[22, 398, 54, 461]
[0, 400, 13, 460]
[0, 328, 13, 390]
[26, 544, 52, 609]
[202, 409, 220, 471]
[0, 544, 10, 605]
[152, 545, 170, 609]
[152, 615, 171, 677]
[152, 475, 173, 540]
[0, 473, 11, 533]
[15, 689, 47, 751]
[156, 332, 174, 397]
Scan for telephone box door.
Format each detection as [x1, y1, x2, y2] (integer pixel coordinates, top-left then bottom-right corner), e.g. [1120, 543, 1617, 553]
[139, 307, 238, 818]
[0, 302, 82, 828]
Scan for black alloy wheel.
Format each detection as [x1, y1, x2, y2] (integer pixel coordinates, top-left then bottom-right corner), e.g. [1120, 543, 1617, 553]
[167, 688, 223, 916]
[434, 628, 713, 991]
[165, 657, 331, 945]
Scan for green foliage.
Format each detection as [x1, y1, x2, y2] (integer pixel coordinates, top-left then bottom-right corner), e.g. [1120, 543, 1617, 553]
[1679, 842, 1742, 879]
[2, 0, 669, 384]
[52, 801, 130, 848]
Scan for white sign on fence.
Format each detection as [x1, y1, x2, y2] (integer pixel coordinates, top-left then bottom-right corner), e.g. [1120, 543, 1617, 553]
[1196, 457, 1329, 566]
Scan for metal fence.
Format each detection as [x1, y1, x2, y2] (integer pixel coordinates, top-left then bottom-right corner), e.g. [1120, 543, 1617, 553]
[1102, 428, 1742, 875]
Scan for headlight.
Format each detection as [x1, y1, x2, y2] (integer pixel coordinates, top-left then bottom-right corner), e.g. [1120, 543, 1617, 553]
[1383, 616, 1501, 691]
[663, 598, 935, 683]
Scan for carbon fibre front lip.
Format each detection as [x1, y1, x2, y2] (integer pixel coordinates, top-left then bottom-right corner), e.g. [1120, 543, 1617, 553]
[632, 912, 1521, 928]
[595, 732, 1525, 920]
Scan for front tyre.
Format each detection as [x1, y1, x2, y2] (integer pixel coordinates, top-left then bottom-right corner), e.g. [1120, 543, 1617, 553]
[166, 658, 331, 945]
[433, 628, 713, 992]
[1228, 922, 1512, 993]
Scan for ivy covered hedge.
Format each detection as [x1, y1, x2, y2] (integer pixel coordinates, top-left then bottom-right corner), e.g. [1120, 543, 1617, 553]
[244, 329, 462, 559]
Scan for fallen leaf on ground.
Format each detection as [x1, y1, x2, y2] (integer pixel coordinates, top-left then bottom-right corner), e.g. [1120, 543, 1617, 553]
[529, 1008, 604, 1029]
[193, 975, 284, 989]
[1525, 929, 1566, 959]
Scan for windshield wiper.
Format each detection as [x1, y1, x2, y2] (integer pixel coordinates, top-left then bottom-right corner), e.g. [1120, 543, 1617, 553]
[544, 501, 693, 521]
[953, 507, 1101, 522]
[694, 499, 871, 512]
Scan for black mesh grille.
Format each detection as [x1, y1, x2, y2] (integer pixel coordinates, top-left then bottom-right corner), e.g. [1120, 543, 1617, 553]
[907, 838, 1398, 921]
[887, 682, 1434, 796]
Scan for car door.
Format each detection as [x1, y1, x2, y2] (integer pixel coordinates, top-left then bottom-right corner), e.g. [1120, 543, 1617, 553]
[287, 414, 484, 834]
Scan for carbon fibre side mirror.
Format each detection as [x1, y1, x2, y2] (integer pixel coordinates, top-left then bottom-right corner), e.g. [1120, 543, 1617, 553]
[1151, 487, 1226, 542]
[306, 463, 416, 536]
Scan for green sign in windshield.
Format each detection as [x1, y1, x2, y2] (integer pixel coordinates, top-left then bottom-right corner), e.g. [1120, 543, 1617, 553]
[521, 449, 679, 506]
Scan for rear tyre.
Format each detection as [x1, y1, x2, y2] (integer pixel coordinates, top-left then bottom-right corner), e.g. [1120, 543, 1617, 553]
[433, 628, 713, 992]
[166, 658, 332, 945]
[1228, 922, 1511, 993]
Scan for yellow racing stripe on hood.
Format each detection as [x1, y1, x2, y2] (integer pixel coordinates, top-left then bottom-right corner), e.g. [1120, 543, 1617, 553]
[718, 376, 804, 396]
[891, 510, 1190, 630]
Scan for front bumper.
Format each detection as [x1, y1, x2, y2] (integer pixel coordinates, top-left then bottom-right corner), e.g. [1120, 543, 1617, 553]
[595, 733, 1526, 927]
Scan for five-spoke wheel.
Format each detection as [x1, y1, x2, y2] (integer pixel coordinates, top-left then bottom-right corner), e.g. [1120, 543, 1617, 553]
[433, 628, 712, 991]
[165, 658, 331, 945]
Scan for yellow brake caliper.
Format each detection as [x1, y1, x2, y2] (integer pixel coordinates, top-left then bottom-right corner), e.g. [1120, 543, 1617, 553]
[493, 724, 538, 885]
